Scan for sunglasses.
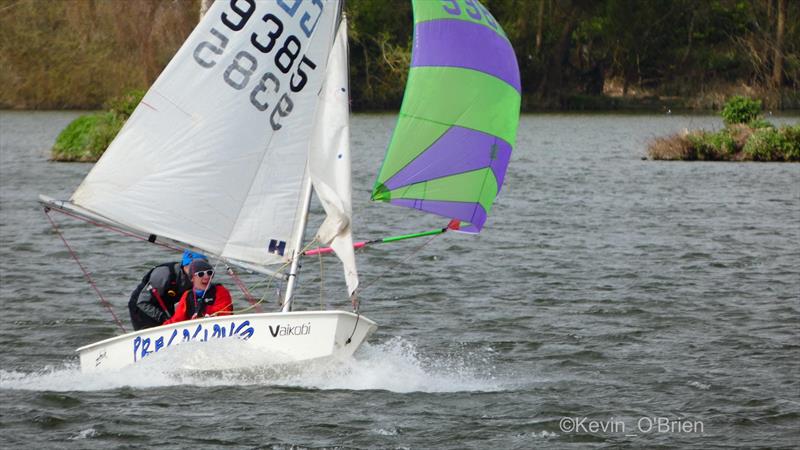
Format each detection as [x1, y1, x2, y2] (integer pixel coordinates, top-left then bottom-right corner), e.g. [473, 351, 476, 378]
[194, 270, 214, 278]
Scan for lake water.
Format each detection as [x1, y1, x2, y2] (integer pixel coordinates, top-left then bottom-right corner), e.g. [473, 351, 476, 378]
[1, 111, 798, 448]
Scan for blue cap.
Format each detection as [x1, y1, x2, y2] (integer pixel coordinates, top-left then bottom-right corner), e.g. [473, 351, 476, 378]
[181, 249, 207, 267]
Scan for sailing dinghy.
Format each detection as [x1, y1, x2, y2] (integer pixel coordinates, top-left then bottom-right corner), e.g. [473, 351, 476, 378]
[40, 0, 519, 373]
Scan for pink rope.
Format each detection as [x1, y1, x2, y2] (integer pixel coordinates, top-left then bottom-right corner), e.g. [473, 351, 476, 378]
[305, 241, 368, 256]
[44, 208, 127, 333]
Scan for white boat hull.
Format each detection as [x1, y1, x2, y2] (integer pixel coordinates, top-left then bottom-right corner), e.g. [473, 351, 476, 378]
[77, 310, 377, 372]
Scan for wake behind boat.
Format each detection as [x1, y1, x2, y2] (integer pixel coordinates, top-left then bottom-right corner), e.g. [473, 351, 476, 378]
[40, 0, 519, 373]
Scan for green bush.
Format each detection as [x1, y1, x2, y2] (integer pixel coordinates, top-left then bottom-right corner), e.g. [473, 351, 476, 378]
[778, 125, 800, 161]
[742, 125, 800, 161]
[743, 128, 780, 160]
[104, 89, 145, 119]
[52, 114, 98, 159]
[685, 133, 710, 159]
[686, 130, 734, 159]
[51, 112, 124, 161]
[721, 96, 761, 126]
[708, 129, 737, 155]
[51, 90, 141, 161]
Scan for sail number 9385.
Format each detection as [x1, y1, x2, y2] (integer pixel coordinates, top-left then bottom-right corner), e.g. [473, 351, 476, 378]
[192, 0, 324, 130]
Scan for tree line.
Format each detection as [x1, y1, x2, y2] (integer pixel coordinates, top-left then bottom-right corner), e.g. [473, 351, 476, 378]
[1, 0, 797, 111]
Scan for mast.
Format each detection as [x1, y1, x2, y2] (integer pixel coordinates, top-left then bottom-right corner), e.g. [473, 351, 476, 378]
[281, 175, 313, 312]
[281, 3, 347, 312]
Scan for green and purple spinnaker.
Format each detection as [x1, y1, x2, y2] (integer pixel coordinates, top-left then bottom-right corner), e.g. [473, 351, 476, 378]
[371, 0, 521, 233]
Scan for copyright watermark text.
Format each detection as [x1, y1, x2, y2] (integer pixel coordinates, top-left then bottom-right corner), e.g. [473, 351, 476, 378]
[559, 416, 704, 435]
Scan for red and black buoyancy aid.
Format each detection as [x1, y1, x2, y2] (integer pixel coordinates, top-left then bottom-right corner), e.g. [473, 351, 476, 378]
[185, 284, 220, 318]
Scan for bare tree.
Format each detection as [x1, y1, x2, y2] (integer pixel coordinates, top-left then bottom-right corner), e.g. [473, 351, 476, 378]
[535, 0, 545, 54]
[771, 0, 786, 88]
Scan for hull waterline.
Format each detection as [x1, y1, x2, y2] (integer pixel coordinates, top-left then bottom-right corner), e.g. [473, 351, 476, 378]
[77, 310, 377, 372]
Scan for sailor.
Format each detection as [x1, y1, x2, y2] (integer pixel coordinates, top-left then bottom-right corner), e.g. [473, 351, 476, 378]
[128, 249, 207, 330]
[164, 259, 233, 325]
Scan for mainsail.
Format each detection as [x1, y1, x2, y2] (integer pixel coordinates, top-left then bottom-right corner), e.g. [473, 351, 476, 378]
[69, 0, 344, 272]
[371, 0, 521, 233]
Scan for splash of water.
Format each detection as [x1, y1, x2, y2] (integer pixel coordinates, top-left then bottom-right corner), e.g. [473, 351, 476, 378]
[257, 337, 504, 392]
[0, 337, 503, 393]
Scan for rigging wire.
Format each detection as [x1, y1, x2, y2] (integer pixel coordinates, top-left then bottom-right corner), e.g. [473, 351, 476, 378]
[47, 204, 288, 316]
[43, 208, 127, 333]
[343, 230, 445, 342]
[225, 265, 263, 313]
[231, 259, 289, 314]
[301, 227, 447, 314]
[231, 236, 320, 314]
[353, 229, 445, 298]
[238, 237, 320, 314]
[318, 241, 325, 310]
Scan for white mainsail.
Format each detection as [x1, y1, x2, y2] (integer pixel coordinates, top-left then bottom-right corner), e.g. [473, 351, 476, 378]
[308, 17, 358, 297]
[70, 0, 341, 272]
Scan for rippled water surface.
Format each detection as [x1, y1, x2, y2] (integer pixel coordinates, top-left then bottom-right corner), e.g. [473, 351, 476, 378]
[1, 111, 799, 448]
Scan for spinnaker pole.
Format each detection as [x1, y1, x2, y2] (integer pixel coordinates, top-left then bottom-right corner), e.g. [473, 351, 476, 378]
[304, 220, 459, 256]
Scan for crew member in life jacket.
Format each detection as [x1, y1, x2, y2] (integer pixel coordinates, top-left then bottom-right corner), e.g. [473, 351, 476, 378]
[164, 259, 233, 325]
[128, 249, 207, 330]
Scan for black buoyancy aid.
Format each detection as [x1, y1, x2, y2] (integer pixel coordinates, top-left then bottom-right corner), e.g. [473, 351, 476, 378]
[186, 284, 219, 318]
[128, 262, 183, 314]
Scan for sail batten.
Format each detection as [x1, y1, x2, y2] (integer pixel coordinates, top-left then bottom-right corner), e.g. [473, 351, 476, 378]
[372, 0, 520, 232]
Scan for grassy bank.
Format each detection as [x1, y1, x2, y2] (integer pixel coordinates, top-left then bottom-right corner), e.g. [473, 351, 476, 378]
[649, 124, 800, 161]
[648, 97, 800, 162]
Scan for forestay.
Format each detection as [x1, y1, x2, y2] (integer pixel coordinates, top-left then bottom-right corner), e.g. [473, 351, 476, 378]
[371, 0, 521, 233]
[70, 0, 341, 271]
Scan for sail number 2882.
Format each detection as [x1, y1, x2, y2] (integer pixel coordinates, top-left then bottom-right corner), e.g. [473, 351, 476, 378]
[192, 0, 324, 130]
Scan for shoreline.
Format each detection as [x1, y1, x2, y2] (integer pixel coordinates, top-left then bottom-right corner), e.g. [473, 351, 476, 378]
[3, 92, 800, 114]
